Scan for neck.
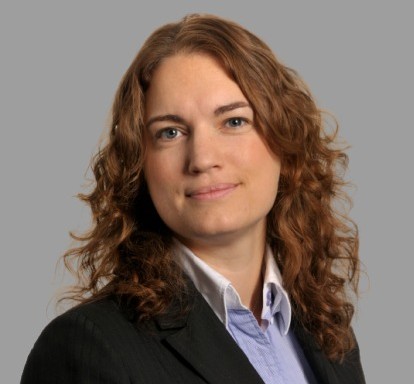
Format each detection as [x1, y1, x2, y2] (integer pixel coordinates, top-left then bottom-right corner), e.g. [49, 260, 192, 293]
[178, 228, 266, 317]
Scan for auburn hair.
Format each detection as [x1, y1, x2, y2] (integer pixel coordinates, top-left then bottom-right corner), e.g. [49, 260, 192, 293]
[63, 14, 360, 361]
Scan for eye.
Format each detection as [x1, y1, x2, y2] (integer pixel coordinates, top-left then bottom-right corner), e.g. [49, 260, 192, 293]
[225, 117, 247, 128]
[156, 127, 182, 140]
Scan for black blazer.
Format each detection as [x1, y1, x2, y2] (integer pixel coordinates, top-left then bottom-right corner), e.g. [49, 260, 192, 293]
[21, 290, 365, 384]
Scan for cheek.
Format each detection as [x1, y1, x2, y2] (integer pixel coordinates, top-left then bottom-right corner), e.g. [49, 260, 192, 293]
[253, 156, 281, 210]
[244, 138, 281, 185]
[144, 152, 182, 210]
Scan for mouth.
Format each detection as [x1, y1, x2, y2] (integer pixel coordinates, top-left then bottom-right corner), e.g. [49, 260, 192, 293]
[185, 183, 239, 201]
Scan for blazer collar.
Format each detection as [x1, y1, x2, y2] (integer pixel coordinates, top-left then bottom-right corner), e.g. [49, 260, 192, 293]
[150, 280, 364, 384]
[154, 286, 264, 384]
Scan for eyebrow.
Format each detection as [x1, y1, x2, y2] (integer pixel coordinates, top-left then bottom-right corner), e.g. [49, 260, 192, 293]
[214, 101, 251, 116]
[145, 101, 251, 129]
[145, 114, 186, 129]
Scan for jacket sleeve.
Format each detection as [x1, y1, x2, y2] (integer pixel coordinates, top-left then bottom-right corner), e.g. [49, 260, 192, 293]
[20, 309, 129, 384]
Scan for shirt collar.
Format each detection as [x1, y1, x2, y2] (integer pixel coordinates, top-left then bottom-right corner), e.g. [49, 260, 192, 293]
[262, 246, 291, 335]
[174, 240, 292, 335]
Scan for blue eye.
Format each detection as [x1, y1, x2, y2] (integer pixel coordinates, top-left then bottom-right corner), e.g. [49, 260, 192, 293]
[226, 118, 246, 128]
[157, 128, 181, 140]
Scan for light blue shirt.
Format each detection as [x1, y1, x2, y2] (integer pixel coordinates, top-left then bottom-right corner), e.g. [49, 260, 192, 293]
[175, 242, 317, 384]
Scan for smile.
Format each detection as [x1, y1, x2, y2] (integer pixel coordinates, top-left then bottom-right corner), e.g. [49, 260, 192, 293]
[186, 183, 239, 201]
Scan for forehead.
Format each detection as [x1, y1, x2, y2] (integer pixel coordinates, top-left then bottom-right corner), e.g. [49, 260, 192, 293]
[150, 53, 227, 85]
[145, 53, 248, 118]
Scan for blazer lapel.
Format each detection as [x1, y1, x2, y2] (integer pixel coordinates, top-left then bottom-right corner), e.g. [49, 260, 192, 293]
[293, 321, 366, 384]
[293, 323, 339, 384]
[155, 289, 264, 384]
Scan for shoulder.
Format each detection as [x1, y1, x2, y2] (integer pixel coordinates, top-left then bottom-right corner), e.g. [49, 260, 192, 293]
[53, 297, 136, 334]
[38, 297, 145, 351]
[21, 298, 147, 384]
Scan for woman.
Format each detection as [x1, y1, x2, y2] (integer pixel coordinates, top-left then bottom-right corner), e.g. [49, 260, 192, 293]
[21, 14, 365, 383]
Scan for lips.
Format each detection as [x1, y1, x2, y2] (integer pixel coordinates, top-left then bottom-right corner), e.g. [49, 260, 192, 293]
[185, 183, 239, 200]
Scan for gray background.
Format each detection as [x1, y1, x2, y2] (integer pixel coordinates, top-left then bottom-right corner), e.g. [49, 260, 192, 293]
[1, 1, 412, 382]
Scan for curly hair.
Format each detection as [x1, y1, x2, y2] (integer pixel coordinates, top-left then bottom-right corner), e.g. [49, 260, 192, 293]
[63, 14, 360, 361]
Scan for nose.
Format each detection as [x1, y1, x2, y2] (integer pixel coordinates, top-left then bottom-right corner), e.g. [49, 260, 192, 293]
[186, 125, 221, 174]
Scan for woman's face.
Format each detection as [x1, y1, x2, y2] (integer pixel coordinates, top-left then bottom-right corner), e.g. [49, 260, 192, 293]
[143, 53, 281, 249]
